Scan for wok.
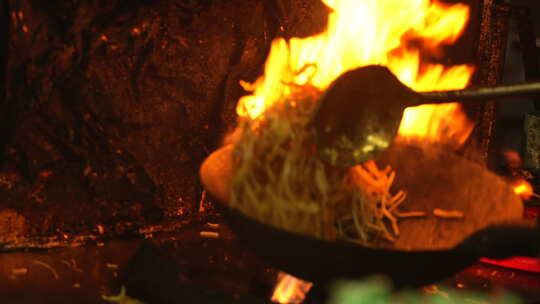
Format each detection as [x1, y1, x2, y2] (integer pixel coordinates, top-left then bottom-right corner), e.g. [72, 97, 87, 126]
[200, 143, 540, 288]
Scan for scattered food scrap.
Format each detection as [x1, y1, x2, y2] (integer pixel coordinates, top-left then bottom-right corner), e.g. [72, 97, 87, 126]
[102, 286, 144, 304]
[31, 259, 59, 279]
[11, 268, 28, 275]
[433, 209, 464, 219]
[200, 231, 219, 238]
[206, 222, 220, 229]
[106, 263, 119, 270]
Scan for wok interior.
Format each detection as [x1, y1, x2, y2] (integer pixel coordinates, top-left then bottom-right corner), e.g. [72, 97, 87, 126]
[375, 142, 526, 250]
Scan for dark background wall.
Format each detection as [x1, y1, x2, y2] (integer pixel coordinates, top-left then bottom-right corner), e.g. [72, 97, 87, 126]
[491, 0, 540, 172]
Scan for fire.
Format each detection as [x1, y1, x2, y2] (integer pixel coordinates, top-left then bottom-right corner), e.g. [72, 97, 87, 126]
[271, 272, 313, 304]
[513, 181, 532, 198]
[237, 0, 475, 145]
[513, 179, 537, 201]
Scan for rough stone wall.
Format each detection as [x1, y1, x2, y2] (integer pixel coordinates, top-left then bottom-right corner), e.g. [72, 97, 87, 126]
[0, 0, 328, 248]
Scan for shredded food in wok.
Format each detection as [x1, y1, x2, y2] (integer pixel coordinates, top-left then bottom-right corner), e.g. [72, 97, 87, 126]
[230, 84, 423, 244]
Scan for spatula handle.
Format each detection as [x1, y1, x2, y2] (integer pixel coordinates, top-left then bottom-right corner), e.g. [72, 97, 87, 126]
[419, 82, 540, 104]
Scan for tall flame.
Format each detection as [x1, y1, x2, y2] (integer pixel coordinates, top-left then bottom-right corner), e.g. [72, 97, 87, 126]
[237, 0, 475, 145]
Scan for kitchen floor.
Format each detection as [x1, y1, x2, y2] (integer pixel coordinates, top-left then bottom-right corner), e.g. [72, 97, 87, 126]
[0, 218, 275, 304]
[0, 216, 538, 304]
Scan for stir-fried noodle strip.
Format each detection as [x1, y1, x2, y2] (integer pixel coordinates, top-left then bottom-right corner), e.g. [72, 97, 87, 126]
[231, 83, 422, 244]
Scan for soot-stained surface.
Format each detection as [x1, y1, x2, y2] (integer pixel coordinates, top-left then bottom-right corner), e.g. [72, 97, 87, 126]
[0, 0, 329, 248]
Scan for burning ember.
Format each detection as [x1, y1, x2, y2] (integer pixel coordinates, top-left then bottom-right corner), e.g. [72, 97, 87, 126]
[271, 272, 313, 304]
[514, 180, 533, 199]
[513, 179, 539, 201]
[237, 0, 475, 145]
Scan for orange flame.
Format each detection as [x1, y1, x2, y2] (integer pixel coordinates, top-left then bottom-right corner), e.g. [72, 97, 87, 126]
[271, 272, 313, 304]
[513, 179, 536, 201]
[237, 0, 475, 145]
